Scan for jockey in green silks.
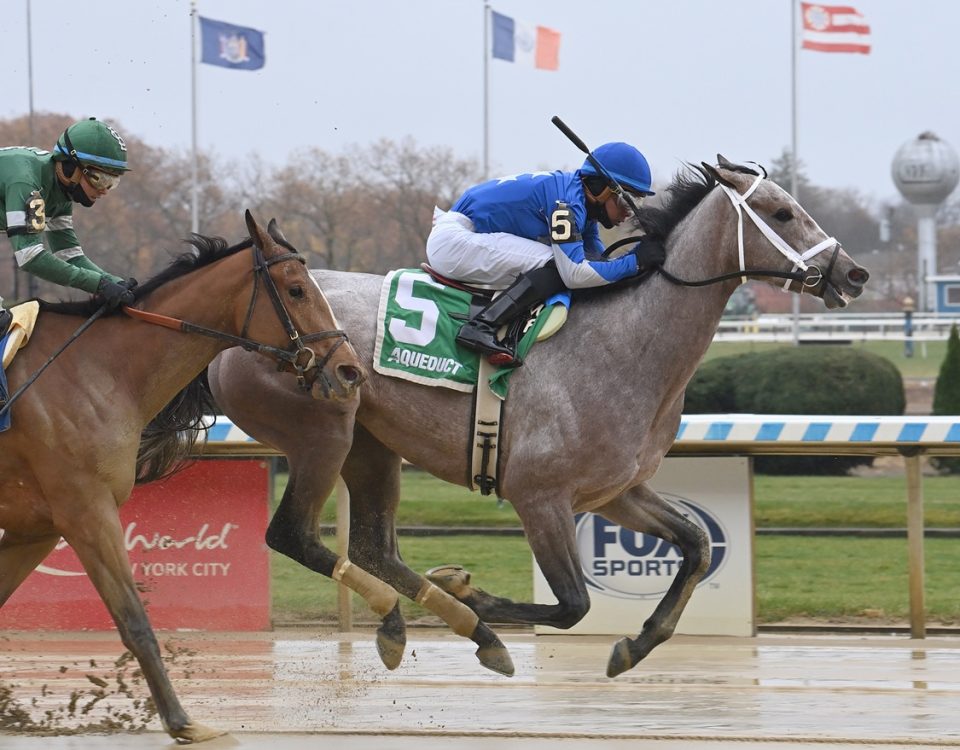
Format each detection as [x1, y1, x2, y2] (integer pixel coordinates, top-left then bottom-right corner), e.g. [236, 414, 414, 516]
[0, 117, 137, 334]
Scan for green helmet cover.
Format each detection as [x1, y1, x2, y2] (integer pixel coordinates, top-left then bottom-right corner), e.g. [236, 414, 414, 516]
[54, 118, 130, 172]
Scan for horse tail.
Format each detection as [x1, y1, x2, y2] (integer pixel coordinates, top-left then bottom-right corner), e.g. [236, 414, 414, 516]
[135, 370, 218, 485]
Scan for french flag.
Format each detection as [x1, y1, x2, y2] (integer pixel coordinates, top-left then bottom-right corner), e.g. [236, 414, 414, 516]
[491, 11, 561, 71]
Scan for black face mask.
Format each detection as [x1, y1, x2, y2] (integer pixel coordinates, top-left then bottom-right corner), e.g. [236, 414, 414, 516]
[66, 181, 94, 207]
[59, 162, 94, 207]
[585, 199, 615, 229]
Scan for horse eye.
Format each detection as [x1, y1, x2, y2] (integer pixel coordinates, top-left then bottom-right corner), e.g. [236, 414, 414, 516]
[289, 286, 304, 299]
[774, 208, 793, 222]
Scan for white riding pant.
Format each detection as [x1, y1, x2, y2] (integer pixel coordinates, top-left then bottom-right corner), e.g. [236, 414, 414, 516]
[426, 208, 553, 289]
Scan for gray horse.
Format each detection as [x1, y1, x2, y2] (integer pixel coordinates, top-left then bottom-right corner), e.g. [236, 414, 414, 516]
[207, 159, 869, 678]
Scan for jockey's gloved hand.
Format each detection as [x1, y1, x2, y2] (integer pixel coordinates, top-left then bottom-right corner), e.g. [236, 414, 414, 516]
[628, 238, 666, 274]
[96, 277, 137, 310]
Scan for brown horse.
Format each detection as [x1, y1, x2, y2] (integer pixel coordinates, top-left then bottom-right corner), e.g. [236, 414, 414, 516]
[208, 161, 869, 679]
[0, 211, 363, 742]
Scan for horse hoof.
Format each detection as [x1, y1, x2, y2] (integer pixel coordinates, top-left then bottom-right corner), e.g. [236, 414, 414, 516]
[425, 564, 471, 597]
[375, 602, 407, 670]
[170, 721, 229, 743]
[606, 636, 635, 678]
[471, 621, 514, 676]
[476, 642, 515, 676]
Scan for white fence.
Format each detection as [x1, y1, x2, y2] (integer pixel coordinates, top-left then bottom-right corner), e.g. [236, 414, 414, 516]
[716, 312, 960, 342]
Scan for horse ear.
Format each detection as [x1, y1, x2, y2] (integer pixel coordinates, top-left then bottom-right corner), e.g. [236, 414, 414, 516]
[716, 154, 736, 169]
[244, 209, 267, 249]
[266, 219, 289, 247]
[701, 161, 737, 189]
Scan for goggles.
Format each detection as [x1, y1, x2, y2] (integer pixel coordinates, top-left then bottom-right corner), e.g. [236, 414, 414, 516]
[616, 190, 647, 211]
[81, 166, 122, 191]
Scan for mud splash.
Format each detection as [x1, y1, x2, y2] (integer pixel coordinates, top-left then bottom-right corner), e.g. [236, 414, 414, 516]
[0, 643, 201, 735]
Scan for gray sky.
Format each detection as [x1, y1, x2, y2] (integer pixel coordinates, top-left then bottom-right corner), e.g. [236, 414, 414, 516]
[2, 0, 956, 207]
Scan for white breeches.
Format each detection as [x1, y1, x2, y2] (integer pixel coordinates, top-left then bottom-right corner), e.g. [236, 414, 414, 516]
[425, 208, 552, 288]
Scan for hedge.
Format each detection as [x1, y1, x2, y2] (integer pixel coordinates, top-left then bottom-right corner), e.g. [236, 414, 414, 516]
[685, 346, 905, 475]
[931, 325, 960, 474]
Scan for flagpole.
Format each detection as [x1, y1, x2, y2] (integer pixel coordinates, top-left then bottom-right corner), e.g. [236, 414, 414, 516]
[790, 0, 800, 345]
[190, 0, 199, 234]
[482, 0, 490, 180]
[23, 0, 38, 299]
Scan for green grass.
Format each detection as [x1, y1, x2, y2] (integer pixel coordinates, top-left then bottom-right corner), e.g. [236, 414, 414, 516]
[756, 536, 960, 623]
[271, 534, 531, 623]
[276, 468, 960, 529]
[704, 339, 946, 379]
[270, 468, 960, 625]
[754, 474, 960, 528]
[271, 534, 960, 626]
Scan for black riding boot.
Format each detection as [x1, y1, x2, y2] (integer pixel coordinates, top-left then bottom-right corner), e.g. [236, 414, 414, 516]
[455, 263, 565, 367]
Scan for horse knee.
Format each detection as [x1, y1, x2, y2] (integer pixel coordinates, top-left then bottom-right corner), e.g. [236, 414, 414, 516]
[264, 518, 297, 556]
[553, 596, 590, 629]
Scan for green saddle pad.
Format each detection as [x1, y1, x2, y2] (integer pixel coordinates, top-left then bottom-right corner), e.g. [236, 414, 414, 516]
[373, 269, 560, 399]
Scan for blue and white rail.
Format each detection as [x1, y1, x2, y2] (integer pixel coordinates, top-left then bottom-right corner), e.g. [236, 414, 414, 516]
[201, 415, 960, 457]
[673, 415, 960, 456]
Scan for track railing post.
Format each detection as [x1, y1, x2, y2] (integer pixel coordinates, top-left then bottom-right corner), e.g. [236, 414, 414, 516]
[902, 450, 926, 639]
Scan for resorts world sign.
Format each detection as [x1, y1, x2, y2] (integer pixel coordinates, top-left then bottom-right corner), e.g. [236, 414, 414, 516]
[0, 460, 271, 632]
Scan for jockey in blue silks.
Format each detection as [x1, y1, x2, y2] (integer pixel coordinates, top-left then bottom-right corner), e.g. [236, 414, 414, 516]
[426, 142, 664, 366]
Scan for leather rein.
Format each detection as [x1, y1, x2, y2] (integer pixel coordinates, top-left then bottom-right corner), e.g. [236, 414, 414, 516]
[123, 240, 348, 393]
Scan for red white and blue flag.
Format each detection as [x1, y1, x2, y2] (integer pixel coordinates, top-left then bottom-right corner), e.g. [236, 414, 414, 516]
[800, 3, 871, 54]
[491, 10, 561, 71]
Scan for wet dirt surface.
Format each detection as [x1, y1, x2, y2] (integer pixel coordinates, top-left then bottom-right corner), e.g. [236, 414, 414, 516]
[2, 628, 959, 748]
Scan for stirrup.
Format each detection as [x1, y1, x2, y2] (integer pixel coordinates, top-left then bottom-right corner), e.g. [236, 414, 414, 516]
[488, 351, 521, 367]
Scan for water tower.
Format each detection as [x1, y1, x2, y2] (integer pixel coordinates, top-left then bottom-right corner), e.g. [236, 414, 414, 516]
[891, 132, 960, 311]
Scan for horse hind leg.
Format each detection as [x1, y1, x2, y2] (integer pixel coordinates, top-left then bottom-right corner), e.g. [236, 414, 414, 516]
[62, 502, 224, 743]
[265, 458, 407, 670]
[340, 425, 514, 677]
[427, 492, 592, 631]
[597, 483, 711, 678]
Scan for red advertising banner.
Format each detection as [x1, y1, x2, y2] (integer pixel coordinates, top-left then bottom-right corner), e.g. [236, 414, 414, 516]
[0, 459, 271, 631]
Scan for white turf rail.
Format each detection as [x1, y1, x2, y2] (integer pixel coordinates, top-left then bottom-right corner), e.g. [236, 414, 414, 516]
[200, 415, 960, 458]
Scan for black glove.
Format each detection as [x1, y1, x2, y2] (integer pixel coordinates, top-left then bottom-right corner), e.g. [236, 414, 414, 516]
[628, 238, 666, 274]
[96, 277, 137, 310]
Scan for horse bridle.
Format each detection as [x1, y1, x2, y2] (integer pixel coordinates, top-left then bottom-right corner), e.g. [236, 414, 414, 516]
[124, 240, 349, 394]
[606, 167, 843, 296]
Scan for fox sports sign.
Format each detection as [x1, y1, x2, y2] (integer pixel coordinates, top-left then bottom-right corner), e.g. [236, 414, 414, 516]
[576, 493, 728, 600]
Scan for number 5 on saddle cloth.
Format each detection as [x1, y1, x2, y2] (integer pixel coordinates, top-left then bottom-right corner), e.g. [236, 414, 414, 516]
[373, 268, 568, 494]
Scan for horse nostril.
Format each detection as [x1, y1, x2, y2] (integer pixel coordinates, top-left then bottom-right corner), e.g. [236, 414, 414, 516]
[847, 267, 869, 286]
[338, 365, 364, 386]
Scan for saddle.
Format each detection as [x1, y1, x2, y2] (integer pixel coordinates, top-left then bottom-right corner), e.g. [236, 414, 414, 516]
[1, 301, 40, 369]
[0, 301, 40, 427]
[418, 264, 568, 496]
[419, 263, 568, 344]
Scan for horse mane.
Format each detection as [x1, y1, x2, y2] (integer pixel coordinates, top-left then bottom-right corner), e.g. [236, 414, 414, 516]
[631, 163, 717, 241]
[37, 234, 254, 317]
[574, 164, 718, 302]
[135, 371, 218, 485]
